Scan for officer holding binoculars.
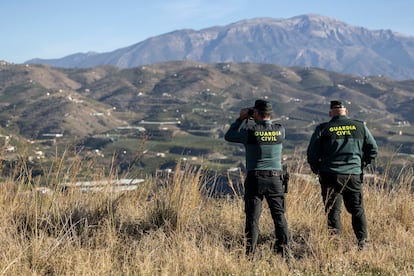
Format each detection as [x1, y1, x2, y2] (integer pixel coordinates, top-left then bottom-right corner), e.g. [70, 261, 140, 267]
[224, 99, 290, 258]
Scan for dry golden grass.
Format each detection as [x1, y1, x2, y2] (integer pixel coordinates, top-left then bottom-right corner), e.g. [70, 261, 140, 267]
[0, 155, 413, 275]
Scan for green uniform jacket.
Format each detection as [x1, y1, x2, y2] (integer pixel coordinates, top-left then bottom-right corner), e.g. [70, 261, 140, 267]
[224, 119, 284, 171]
[307, 116, 378, 174]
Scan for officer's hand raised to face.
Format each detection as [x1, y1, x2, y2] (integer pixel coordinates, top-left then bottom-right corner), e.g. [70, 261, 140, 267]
[239, 108, 251, 120]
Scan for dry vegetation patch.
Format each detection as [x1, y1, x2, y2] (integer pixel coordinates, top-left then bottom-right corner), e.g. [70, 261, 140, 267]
[0, 158, 413, 275]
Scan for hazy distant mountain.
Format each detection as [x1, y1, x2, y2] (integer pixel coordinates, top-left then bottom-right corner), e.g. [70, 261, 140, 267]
[26, 14, 414, 80]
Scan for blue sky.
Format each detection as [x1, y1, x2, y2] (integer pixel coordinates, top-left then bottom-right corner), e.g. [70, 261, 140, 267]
[2, 0, 413, 63]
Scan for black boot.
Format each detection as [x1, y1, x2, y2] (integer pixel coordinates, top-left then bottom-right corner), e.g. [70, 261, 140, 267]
[357, 239, 368, 250]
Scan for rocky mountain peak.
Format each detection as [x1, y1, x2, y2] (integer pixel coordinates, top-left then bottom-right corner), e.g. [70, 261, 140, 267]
[26, 14, 414, 80]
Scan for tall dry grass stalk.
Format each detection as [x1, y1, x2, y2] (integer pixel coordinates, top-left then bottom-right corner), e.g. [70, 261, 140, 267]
[0, 150, 412, 275]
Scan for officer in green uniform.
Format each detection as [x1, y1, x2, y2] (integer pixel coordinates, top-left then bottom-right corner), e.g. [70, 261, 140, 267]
[225, 99, 289, 256]
[307, 100, 378, 249]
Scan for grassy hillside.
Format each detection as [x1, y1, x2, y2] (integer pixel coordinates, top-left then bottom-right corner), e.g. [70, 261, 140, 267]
[0, 152, 412, 275]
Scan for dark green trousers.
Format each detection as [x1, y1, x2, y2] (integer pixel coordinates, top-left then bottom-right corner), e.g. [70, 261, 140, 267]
[319, 173, 368, 242]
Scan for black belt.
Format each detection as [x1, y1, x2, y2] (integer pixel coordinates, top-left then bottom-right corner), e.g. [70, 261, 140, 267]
[248, 170, 282, 177]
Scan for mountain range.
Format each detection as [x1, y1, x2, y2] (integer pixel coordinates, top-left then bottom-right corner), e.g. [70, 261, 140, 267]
[1, 61, 413, 153]
[26, 14, 414, 80]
